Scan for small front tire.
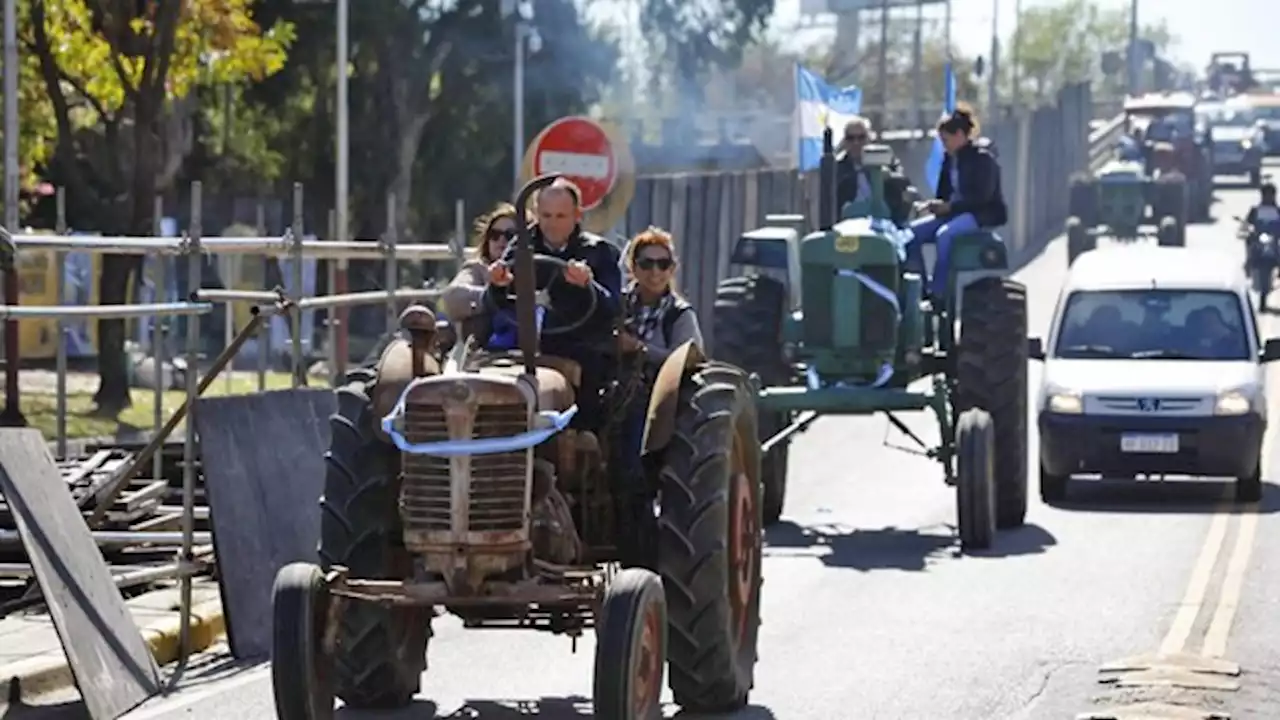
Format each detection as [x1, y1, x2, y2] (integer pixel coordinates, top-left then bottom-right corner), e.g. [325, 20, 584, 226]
[594, 568, 668, 720]
[955, 408, 996, 552]
[272, 562, 335, 720]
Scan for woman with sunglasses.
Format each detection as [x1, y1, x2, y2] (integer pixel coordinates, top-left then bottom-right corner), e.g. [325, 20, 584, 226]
[440, 202, 529, 331]
[619, 226, 703, 362]
[613, 226, 703, 564]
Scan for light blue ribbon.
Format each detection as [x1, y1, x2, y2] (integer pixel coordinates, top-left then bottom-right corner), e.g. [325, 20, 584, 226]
[812, 267, 899, 389]
[380, 374, 576, 456]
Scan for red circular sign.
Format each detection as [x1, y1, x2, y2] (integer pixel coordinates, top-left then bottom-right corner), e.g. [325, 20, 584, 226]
[531, 116, 617, 211]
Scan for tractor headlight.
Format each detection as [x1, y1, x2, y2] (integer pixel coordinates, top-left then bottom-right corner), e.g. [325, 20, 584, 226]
[1047, 391, 1083, 414]
[1214, 391, 1251, 416]
[1242, 139, 1254, 150]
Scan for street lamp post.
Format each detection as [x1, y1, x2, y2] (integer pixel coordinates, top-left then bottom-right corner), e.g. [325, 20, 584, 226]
[334, 0, 349, 376]
[2, 0, 24, 426]
[514, 20, 526, 188]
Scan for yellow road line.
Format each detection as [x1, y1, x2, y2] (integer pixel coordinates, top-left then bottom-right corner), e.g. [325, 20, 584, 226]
[1200, 505, 1260, 658]
[1157, 488, 1232, 657]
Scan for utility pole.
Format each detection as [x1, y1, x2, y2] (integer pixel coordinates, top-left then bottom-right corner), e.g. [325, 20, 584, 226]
[877, 0, 890, 126]
[514, 21, 526, 188]
[2, 0, 23, 427]
[987, 0, 999, 115]
[1011, 0, 1023, 111]
[912, 0, 923, 129]
[1127, 0, 1140, 95]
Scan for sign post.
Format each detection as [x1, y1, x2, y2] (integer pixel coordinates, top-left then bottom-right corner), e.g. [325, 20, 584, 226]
[521, 116, 636, 235]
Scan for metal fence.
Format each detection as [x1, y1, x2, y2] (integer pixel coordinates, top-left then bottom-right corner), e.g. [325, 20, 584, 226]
[615, 83, 1113, 354]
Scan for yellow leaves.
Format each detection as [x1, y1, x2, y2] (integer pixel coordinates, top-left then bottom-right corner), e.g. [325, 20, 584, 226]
[31, 0, 295, 113]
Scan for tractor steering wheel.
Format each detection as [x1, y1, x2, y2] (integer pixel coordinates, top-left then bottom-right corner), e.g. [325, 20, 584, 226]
[485, 253, 599, 337]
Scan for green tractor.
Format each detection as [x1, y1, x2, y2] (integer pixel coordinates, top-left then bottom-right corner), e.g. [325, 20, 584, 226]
[1064, 157, 1187, 266]
[712, 131, 1029, 549]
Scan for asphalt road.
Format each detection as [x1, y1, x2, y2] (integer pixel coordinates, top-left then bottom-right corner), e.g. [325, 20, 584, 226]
[7, 178, 1280, 720]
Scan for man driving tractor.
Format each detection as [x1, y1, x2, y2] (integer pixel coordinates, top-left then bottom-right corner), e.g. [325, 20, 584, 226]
[485, 178, 623, 432]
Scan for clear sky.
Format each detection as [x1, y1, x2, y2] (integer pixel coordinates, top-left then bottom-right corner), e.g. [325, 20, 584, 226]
[768, 0, 1280, 70]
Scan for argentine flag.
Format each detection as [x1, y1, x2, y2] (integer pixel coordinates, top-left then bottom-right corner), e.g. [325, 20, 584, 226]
[795, 64, 863, 172]
[924, 63, 957, 195]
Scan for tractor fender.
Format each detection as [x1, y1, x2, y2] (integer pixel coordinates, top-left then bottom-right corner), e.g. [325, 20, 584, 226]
[640, 340, 707, 457]
[369, 336, 441, 444]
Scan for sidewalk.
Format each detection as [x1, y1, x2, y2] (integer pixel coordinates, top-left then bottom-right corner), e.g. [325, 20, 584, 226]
[0, 578, 227, 699]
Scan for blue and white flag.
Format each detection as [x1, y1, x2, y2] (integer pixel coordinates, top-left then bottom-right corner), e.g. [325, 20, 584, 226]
[795, 64, 863, 172]
[924, 62, 957, 195]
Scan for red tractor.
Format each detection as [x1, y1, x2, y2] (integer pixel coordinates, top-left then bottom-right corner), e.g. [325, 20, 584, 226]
[1123, 93, 1214, 222]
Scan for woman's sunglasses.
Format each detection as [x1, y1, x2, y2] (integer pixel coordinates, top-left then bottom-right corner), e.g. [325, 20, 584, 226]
[487, 227, 517, 241]
[636, 257, 674, 271]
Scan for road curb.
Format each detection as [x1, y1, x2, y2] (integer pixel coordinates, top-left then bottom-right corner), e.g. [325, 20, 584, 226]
[4, 598, 226, 700]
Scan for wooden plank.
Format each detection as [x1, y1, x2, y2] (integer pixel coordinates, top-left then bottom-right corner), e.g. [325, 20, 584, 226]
[0, 429, 160, 719]
[193, 388, 336, 659]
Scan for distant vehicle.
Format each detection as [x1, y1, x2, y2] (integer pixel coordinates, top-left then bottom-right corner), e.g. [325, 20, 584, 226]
[1207, 52, 1256, 95]
[1123, 93, 1215, 220]
[1234, 93, 1280, 156]
[1198, 102, 1265, 185]
[1030, 246, 1280, 504]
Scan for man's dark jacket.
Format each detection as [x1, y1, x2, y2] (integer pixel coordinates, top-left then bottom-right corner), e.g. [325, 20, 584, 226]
[935, 139, 1008, 228]
[835, 153, 912, 225]
[484, 224, 622, 355]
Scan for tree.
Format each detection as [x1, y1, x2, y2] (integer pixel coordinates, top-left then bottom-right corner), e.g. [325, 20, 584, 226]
[1005, 0, 1175, 107]
[25, 0, 294, 414]
[640, 0, 775, 111]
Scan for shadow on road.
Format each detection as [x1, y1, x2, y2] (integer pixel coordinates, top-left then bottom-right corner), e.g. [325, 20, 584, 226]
[389, 696, 776, 719]
[0, 698, 88, 720]
[763, 520, 1056, 570]
[1049, 478, 1280, 514]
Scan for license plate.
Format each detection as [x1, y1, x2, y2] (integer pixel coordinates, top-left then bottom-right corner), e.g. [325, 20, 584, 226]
[1120, 433, 1179, 453]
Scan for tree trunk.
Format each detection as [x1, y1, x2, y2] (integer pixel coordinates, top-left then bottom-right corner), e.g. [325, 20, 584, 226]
[90, 255, 140, 415]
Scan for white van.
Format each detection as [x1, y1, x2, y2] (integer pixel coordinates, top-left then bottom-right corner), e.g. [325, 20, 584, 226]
[1029, 246, 1280, 503]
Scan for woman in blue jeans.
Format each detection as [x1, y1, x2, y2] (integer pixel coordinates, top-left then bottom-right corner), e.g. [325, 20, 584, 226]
[907, 105, 1009, 298]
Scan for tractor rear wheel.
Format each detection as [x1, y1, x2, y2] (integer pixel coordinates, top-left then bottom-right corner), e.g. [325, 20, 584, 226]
[1066, 217, 1094, 266]
[713, 275, 791, 525]
[1068, 174, 1098, 228]
[658, 363, 762, 713]
[318, 369, 432, 708]
[956, 278, 1028, 530]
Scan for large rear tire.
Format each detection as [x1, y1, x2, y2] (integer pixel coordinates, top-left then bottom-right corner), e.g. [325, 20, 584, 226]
[956, 278, 1028, 530]
[318, 370, 432, 708]
[713, 275, 791, 526]
[1066, 217, 1094, 267]
[658, 363, 762, 713]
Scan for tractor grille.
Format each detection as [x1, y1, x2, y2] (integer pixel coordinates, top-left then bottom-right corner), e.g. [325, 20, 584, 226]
[802, 269, 834, 346]
[400, 402, 531, 533]
[859, 265, 897, 348]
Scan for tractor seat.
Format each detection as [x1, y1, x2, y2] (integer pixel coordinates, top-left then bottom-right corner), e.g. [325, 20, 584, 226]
[477, 357, 579, 412]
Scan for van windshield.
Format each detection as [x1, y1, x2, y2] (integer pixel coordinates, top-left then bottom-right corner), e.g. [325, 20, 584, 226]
[1053, 289, 1250, 361]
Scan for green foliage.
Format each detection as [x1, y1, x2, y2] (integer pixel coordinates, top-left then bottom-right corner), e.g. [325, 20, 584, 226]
[640, 0, 775, 105]
[1006, 0, 1175, 105]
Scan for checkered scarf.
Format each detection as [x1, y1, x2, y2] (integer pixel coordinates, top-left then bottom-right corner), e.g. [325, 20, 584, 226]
[624, 281, 676, 342]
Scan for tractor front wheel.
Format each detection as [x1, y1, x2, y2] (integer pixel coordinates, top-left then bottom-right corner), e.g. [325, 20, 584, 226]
[956, 278, 1028, 530]
[594, 568, 668, 720]
[658, 363, 763, 713]
[955, 408, 996, 552]
[271, 562, 335, 720]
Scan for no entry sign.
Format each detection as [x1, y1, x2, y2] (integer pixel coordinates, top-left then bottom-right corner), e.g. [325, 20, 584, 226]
[530, 116, 618, 211]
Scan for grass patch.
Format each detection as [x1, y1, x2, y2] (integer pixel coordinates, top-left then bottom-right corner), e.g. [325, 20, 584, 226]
[0, 371, 328, 441]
